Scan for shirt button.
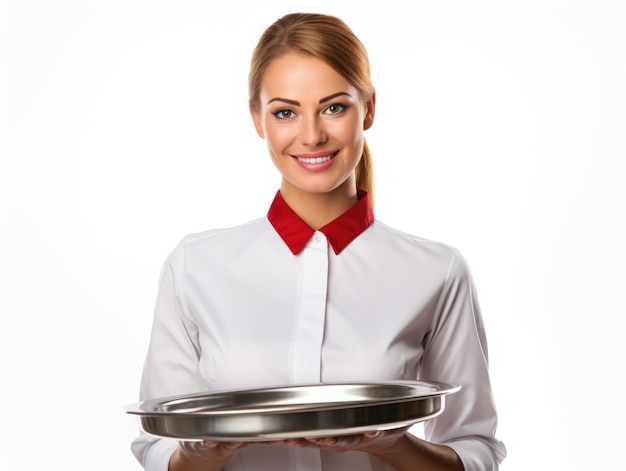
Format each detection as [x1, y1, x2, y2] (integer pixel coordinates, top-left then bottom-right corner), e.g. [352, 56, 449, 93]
[313, 233, 323, 243]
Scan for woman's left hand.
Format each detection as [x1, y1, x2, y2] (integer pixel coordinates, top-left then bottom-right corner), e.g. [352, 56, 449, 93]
[285, 427, 409, 455]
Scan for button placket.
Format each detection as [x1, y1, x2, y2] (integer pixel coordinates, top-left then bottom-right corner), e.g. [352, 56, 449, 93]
[291, 233, 328, 384]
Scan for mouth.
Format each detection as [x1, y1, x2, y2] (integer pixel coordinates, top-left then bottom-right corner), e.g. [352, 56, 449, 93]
[292, 151, 338, 164]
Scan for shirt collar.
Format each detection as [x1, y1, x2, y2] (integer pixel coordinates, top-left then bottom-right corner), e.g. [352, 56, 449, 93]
[267, 190, 374, 255]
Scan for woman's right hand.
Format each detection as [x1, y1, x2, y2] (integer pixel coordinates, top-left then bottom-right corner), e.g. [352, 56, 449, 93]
[169, 440, 250, 471]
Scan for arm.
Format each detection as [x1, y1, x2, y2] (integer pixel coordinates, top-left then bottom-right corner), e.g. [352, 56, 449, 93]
[132, 240, 226, 470]
[373, 433, 463, 471]
[289, 430, 463, 471]
[419, 249, 506, 470]
[132, 241, 264, 471]
[168, 442, 247, 471]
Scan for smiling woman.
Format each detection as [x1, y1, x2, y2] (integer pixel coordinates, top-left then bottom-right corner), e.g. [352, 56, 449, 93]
[130, 12, 506, 471]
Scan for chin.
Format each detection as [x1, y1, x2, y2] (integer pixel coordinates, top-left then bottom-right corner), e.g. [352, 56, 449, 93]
[289, 180, 349, 196]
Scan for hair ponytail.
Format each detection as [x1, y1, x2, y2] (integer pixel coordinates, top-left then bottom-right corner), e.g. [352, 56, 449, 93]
[356, 140, 374, 203]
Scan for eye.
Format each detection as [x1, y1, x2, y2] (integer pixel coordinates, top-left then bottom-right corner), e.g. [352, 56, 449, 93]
[273, 109, 296, 120]
[324, 103, 347, 115]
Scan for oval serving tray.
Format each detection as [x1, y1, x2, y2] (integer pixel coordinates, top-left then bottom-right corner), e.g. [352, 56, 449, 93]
[125, 380, 460, 441]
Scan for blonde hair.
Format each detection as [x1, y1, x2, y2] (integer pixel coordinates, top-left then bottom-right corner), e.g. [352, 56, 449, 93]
[249, 13, 376, 201]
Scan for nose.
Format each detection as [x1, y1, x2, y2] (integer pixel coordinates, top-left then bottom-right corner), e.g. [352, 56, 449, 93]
[299, 115, 327, 146]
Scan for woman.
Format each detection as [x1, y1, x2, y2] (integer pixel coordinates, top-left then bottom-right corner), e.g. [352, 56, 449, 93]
[131, 12, 506, 471]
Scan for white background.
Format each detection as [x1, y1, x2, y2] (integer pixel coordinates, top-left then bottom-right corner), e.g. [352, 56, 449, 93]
[1, 0, 625, 469]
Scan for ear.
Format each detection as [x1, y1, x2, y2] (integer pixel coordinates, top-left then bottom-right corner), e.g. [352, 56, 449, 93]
[363, 92, 376, 131]
[249, 105, 265, 139]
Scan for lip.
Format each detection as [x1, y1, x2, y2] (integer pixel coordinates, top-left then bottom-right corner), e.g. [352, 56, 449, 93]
[291, 150, 338, 172]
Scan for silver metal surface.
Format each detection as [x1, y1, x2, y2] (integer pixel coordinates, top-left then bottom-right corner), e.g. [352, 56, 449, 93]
[125, 380, 460, 441]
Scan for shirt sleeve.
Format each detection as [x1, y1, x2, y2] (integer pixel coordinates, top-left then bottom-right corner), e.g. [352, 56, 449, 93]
[419, 248, 507, 471]
[130, 239, 207, 470]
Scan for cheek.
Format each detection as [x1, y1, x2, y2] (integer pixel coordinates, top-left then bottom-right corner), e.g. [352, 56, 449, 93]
[338, 128, 364, 154]
[335, 115, 364, 146]
[264, 123, 293, 152]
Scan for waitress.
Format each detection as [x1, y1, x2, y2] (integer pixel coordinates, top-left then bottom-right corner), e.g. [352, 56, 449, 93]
[131, 12, 506, 471]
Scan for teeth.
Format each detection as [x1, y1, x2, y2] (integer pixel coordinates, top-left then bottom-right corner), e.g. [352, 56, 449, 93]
[297, 154, 333, 164]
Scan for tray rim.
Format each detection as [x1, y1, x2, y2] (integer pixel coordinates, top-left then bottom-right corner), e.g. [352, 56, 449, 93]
[125, 380, 461, 417]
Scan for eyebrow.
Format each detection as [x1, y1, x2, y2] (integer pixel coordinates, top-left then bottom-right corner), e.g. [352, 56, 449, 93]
[267, 91, 351, 106]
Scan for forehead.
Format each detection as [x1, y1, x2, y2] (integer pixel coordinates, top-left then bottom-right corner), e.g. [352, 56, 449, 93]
[260, 52, 356, 101]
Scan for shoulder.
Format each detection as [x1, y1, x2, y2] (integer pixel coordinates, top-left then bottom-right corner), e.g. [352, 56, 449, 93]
[166, 216, 273, 263]
[368, 219, 463, 261]
[365, 220, 471, 280]
[183, 216, 269, 245]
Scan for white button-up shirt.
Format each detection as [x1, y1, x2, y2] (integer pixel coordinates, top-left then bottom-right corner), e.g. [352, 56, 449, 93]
[131, 191, 506, 471]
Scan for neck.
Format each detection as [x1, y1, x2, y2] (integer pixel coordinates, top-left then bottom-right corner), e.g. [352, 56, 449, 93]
[279, 181, 358, 230]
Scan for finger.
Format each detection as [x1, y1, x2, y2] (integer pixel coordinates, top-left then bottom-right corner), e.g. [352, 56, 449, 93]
[308, 435, 360, 449]
[201, 441, 219, 449]
[286, 438, 322, 448]
[222, 443, 238, 450]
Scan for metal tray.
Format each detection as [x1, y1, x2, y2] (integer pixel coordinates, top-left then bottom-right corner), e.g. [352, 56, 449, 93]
[125, 380, 460, 441]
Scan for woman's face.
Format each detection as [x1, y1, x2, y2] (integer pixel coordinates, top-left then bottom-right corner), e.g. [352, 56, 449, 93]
[251, 52, 375, 198]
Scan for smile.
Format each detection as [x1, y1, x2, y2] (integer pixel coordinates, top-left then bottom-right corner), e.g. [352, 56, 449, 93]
[293, 151, 338, 164]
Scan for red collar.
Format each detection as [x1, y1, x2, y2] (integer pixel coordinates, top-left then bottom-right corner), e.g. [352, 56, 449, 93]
[267, 191, 374, 255]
